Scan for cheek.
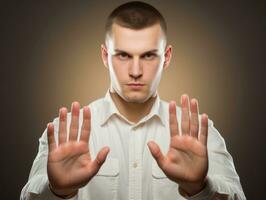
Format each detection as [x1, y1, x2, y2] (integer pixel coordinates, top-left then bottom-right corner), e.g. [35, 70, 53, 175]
[143, 59, 162, 79]
[111, 57, 121, 68]
[111, 57, 129, 81]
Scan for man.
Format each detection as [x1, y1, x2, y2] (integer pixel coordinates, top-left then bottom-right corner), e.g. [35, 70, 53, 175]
[21, 1, 245, 200]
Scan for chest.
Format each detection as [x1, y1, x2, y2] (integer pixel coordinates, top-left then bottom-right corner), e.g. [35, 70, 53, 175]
[80, 118, 184, 200]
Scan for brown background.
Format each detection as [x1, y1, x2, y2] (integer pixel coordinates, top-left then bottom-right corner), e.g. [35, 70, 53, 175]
[2, 0, 265, 199]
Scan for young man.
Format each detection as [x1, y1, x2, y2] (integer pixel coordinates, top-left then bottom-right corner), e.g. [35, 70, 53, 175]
[21, 1, 245, 200]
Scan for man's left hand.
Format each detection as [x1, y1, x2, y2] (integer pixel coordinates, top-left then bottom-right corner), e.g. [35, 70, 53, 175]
[148, 94, 209, 196]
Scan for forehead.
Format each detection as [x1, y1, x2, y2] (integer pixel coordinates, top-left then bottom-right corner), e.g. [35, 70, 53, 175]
[107, 23, 165, 53]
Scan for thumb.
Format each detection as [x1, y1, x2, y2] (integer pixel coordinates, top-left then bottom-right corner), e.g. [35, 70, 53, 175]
[90, 146, 110, 175]
[147, 141, 166, 169]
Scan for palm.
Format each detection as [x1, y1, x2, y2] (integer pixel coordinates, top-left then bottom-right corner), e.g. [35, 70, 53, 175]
[165, 135, 208, 183]
[48, 141, 94, 189]
[47, 102, 109, 196]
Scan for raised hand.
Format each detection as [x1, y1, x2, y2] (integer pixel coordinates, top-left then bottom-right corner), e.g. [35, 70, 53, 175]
[47, 102, 110, 198]
[148, 94, 209, 196]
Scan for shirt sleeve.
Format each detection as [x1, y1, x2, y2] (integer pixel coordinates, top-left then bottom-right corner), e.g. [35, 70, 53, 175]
[185, 119, 246, 200]
[20, 118, 78, 200]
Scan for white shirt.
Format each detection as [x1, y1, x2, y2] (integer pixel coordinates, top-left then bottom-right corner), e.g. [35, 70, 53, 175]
[21, 90, 246, 200]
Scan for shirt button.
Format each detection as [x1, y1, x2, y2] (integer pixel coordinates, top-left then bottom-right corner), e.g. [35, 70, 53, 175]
[133, 162, 138, 168]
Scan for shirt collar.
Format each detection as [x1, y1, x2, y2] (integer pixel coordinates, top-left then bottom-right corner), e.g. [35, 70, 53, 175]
[100, 89, 167, 127]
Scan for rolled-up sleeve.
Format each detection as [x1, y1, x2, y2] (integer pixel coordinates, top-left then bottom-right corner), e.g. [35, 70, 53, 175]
[20, 119, 78, 200]
[185, 119, 246, 200]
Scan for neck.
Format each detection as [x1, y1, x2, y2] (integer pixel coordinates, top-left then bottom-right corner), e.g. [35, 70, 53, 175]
[110, 92, 156, 124]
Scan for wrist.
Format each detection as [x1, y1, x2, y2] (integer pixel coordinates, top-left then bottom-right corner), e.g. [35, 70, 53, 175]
[178, 177, 207, 197]
[49, 183, 78, 199]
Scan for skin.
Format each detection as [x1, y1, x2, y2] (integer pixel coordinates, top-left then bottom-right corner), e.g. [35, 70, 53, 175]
[47, 22, 209, 197]
[47, 105, 110, 197]
[102, 23, 171, 122]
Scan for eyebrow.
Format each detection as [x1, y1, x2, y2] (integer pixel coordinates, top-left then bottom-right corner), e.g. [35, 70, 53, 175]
[114, 49, 159, 56]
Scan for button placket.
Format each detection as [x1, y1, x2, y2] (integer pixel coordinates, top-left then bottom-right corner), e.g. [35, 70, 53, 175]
[135, 127, 142, 200]
[129, 126, 142, 200]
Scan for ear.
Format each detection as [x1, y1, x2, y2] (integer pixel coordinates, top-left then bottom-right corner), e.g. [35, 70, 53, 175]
[101, 44, 109, 69]
[163, 45, 172, 70]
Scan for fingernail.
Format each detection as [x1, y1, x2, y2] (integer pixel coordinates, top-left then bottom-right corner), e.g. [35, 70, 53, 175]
[181, 95, 185, 104]
[147, 141, 154, 148]
[191, 98, 197, 105]
[104, 146, 110, 153]
[172, 101, 176, 106]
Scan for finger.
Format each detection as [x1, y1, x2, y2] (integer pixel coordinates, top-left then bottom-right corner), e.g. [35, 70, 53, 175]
[147, 141, 166, 169]
[80, 106, 91, 143]
[69, 102, 80, 141]
[58, 107, 68, 145]
[200, 114, 209, 145]
[47, 123, 56, 152]
[91, 146, 110, 174]
[169, 101, 179, 137]
[181, 94, 190, 135]
[190, 98, 199, 139]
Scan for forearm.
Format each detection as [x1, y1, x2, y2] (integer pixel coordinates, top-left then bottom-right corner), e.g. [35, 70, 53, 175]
[20, 175, 78, 200]
[20, 128, 78, 200]
[207, 175, 245, 199]
[178, 176, 246, 200]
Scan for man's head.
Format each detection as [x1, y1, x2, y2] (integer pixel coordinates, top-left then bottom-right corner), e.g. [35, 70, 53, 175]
[101, 1, 172, 103]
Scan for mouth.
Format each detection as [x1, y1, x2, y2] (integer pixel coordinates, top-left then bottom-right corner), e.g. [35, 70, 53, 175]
[126, 83, 145, 90]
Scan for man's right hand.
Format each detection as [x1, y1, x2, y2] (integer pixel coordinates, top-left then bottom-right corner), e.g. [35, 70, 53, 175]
[47, 102, 110, 198]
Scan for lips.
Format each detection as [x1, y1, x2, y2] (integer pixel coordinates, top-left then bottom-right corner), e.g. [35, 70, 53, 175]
[127, 83, 145, 89]
[127, 83, 144, 86]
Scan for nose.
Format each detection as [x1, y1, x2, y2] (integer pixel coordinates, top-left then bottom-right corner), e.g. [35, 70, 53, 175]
[129, 57, 142, 80]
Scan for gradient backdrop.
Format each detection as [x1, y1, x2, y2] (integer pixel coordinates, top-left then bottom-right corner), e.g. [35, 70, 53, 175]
[2, 1, 266, 199]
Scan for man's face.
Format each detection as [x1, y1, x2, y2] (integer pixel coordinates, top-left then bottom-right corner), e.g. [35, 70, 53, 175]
[102, 23, 171, 103]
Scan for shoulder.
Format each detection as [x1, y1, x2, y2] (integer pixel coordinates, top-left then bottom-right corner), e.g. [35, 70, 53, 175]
[87, 96, 106, 112]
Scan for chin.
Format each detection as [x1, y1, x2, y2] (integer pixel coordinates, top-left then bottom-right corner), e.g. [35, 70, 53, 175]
[124, 93, 150, 103]
[126, 98, 147, 103]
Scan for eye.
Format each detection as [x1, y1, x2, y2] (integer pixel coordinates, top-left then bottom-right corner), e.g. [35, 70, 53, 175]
[143, 53, 156, 60]
[117, 52, 130, 60]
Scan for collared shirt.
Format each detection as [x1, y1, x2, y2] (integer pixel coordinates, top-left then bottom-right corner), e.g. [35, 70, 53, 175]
[21, 90, 246, 200]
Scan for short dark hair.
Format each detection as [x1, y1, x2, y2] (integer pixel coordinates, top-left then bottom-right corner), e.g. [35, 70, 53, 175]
[105, 1, 167, 37]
